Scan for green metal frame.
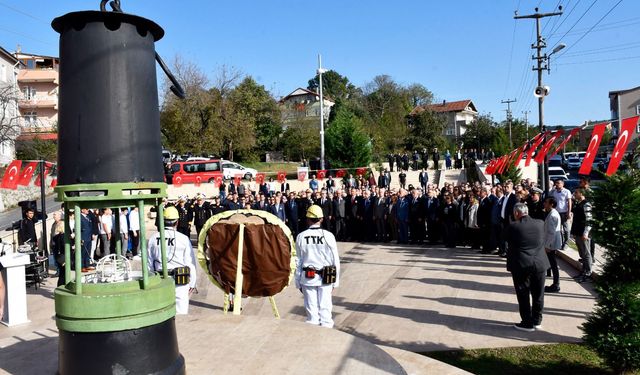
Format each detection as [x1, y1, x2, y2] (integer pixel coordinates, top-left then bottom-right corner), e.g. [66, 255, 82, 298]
[54, 182, 174, 332]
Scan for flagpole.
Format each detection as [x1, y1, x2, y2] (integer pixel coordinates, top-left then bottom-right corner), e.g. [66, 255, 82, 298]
[40, 159, 48, 255]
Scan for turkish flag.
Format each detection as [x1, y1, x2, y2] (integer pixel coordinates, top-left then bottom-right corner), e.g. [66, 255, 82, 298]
[578, 123, 607, 176]
[497, 155, 509, 174]
[233, 174, 242, 186]
[512, 140, 530, 168]
[194, 175, 202, 187]
[317, 170, 327, 180]
[255, 172, 266, 185]
[485, 159, 497, 174]
[534, 129, 564, 164]
[356, 167, 366, 176]
[35, 162, 54, 187]
[525, 132, 549, 167]
[1, 160, 22, 189]
[214, 175, 223, 188]
[50, 178, 58, 188]
[335, 169, 346, 178]
[607, 116, 639, 176]
[173, 175, 183, 187]
[277, 171, 286, 183]
[17, 162, 38, 186]
[550, 127, 581, 158]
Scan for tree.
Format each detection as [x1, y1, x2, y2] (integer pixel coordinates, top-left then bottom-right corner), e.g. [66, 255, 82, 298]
[281, 118, 319, 162]
[404, 83, 434, 108]
[582, 156, 640, 374]
[307, 70, 358, 103]
[325, 107, 371, 168]
[0, 85, 23, 158]
[405, 109, 447, 152]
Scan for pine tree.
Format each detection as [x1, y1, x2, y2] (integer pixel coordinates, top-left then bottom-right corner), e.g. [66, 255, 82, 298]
[325, 107, 372, 168]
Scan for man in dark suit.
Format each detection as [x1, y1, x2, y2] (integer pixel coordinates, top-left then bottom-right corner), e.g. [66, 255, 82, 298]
[317, 189, 333, 231]
[285, 192, 299, 236]
[424, 190, 440, 244]
[280, 181, 290, 194]
[499, 181, 518, 257]
[507, 203, 550, 332]
[332, 190, 346, 240]
[418, 168, 429, 190]
[477, 187, 494, 253]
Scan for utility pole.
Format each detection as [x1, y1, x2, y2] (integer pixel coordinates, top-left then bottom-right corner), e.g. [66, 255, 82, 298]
[522, 110, 531, 139]
[515, 6, 563, 193]
[317, 54, 327, 171]
[501, 98, 517, 149]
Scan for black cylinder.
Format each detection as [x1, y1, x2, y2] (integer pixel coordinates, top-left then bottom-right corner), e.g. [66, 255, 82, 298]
[52, 11, 165, 185]
[58, 318, 185, 375]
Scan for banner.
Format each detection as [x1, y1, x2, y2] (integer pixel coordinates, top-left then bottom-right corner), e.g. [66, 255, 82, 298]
[173, 175, 183, 187]
[607, 116, 639, 176]
[17, 162, 38, 186]
[50, 178, 57, 188]
[335, 169, 346, 178]
[317, 170, 327, 180]
[534, 129, 564, 164]
[277, 171, 286, 183]
[549, 127, 581, 158]
[297, 167, 308, 182]
[497, 155, 510, 174]
[578, 123, 606, 176]
[0, 160, 22, 189]
[255, 172, 266, 185]
[214, 175, 223, 188]
[194, 175, 202, 187]
[356, 167, 367, 176]
[233, 174, 243, 186]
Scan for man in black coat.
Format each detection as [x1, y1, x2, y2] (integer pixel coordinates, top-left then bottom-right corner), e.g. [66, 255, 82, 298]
[332, 190, 346, 241]
[499, 181, 518, 257]
[477, 187, 494, 253]
[424, 190, 440, 244]
[18, 208, 38, 246]
[507, 203, 550, 332]
[432, 148, 440, 170]
[285, 192, 299, 236]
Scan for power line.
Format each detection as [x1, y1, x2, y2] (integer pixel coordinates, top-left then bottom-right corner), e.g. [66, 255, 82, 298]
[542, 0, 564, 34]
[556, 54, 640, 65]
[547, 16, 640, 38]
[549, 0, 599, 51]
[0, 1, 49, 25]
[0, 26, 54, 46]
[561, 42, 640, 58]
[512, 24, 536, 109]
[502, 17, 519, 98]
[548, 0, 582, 37]
[555, 0, 625, 57]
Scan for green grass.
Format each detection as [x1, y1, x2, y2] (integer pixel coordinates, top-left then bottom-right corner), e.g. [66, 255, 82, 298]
[423, 343, 638, 375]
[240, 162, 299, 174]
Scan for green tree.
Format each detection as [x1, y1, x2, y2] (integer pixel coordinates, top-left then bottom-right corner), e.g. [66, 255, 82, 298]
[325, 107, 371, 168]
[281, 118, 320, 162]
[405, 109, 447, 152]
[307, 70, 358, 103]
[460, 114, 501, 155]
[582, 158, 640, 374]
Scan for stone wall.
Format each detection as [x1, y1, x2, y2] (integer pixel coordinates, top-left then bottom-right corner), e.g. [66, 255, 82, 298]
[0, 176, 55, 212]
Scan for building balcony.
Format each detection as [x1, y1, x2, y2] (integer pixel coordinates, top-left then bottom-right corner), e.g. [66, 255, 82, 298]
[17, 69, 58, 84]
[18, 96, 58, 110]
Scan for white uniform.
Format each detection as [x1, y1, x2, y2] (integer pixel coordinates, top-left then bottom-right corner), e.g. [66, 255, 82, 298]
[147, 228, 197, 315]
[295, 224, 340, 328]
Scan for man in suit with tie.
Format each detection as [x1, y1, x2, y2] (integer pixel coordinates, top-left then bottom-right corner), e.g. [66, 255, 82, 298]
[373, 188, 388, 242]
[270, 194, 287, 223]
[424, 189, 440, 244]
[396, 189, 410, 244]
[285, 192, 299, 236]
[419, 168, 429, 190]
[280, 180, 290, 194]
[477, 187, 494, 253]
[499, 181, 518, 257]
[317, 189, 333, 231]
[332, 189, 346, 241]
[325, 176, 336, 193]
[507, 203, 550, 332]
[361, 190, 375, 242]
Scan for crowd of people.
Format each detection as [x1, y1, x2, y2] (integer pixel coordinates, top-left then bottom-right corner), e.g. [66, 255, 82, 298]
[386, 148, 496, 171]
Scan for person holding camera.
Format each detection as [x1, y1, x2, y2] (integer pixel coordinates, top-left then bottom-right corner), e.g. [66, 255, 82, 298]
[147, 206, 197, 315]
[295, 205, 340, 328]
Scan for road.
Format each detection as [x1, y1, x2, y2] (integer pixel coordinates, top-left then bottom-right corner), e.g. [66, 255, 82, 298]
[0, 193, 59, 231]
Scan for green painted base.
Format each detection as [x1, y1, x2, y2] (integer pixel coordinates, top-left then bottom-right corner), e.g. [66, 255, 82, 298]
[54, 181, 167, 209]
[55, 275, 176, 332]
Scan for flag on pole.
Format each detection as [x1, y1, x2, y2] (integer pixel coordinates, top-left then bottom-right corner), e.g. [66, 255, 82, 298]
[255, 172, 266, 185]
[276, 171, 286, 183]
[578, 123, 607, 176]
[335, 169, 346, 178]
[549, 127, 581, 158]
[534, 129, 565, 164]
[35, 162, 54, 187]
[17, 161, 38, 186]
[233, 174, 243, 186]
[525, 132, 549, 167]
[356, 167, 367, 176]
[214, 175, 223, 188]
[317, 170, 327, 180]
[607, 116, 639, 176]
[0, 160, 22, 189]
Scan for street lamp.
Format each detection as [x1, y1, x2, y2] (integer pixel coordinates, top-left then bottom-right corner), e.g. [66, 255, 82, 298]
[317, 54, 328, 170]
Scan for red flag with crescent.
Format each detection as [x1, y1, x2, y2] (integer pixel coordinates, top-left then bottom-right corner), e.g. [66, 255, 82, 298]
[356, 167, 366, 176]
[214, 175, 223, 188]
[17, 161, 38, 186]
[578, 123, 607, 176]
[194, 175, 202, 187]
[317, 170, 327, 180]
[485, 159, 497, 174]
[255, 172, 266, 185]
[534, 129, 564, 164]
[50, 178, 58, 188]
[550, 127, 581, 158]
[497, 155, 509, 174]
[607, 116, 639, 176]
[173, 175, 183, 187]
[525, 132, 549, 167]
[35, 162, 54, 187]
[1, 160, 22, 189]
[233, 174, 242, 186]
[335, 169, 346, 178]
[277, 171, 286, 183]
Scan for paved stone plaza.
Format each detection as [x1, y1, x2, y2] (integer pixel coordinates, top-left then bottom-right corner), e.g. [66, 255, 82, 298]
[0, 242, 597, 374]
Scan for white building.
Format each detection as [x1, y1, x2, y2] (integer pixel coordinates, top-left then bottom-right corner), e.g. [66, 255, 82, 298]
[279, 87, 335, 129]
[410, 99, 478, 141]
[0, 46, 20, 165]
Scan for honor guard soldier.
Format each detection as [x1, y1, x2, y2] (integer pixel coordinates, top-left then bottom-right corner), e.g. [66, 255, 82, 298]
[147, 206, 197, 315]
[175, 195, 192, 238]
[295, 205, 340, 328]
[190, 193, 211, 239]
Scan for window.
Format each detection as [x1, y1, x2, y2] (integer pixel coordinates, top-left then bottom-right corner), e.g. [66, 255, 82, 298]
[24, 111, 37, 126]
[636, 105, 640, 115]
[24, 86, 36, 99]
[171, 164, 180, 173]
[0, 65, 6, 82]
[203, 162, 220, 172]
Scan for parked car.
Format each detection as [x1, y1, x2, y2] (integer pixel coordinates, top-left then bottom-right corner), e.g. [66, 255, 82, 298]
[566, 156, 581, 170]
[221, 160, 257, 180]
[167, 159, 223, 185]
[548, 166, 568, 181]
[549, 155, 563, 168]
[563, 179, 581, 192]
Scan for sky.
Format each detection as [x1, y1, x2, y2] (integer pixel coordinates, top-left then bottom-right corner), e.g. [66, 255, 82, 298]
[1, 0, 639, 127]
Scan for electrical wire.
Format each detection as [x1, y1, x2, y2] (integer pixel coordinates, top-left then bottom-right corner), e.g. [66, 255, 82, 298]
[549, 0, 599, 51]
[0, 26, 54, 45]
[0, 1, 49, 25]
[561, 42, 640, 57]
[556, 54, 640, 65]
[548, 16, 639, 38]
[502, 17, 519, 98]
[547, 0, 582, 38]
